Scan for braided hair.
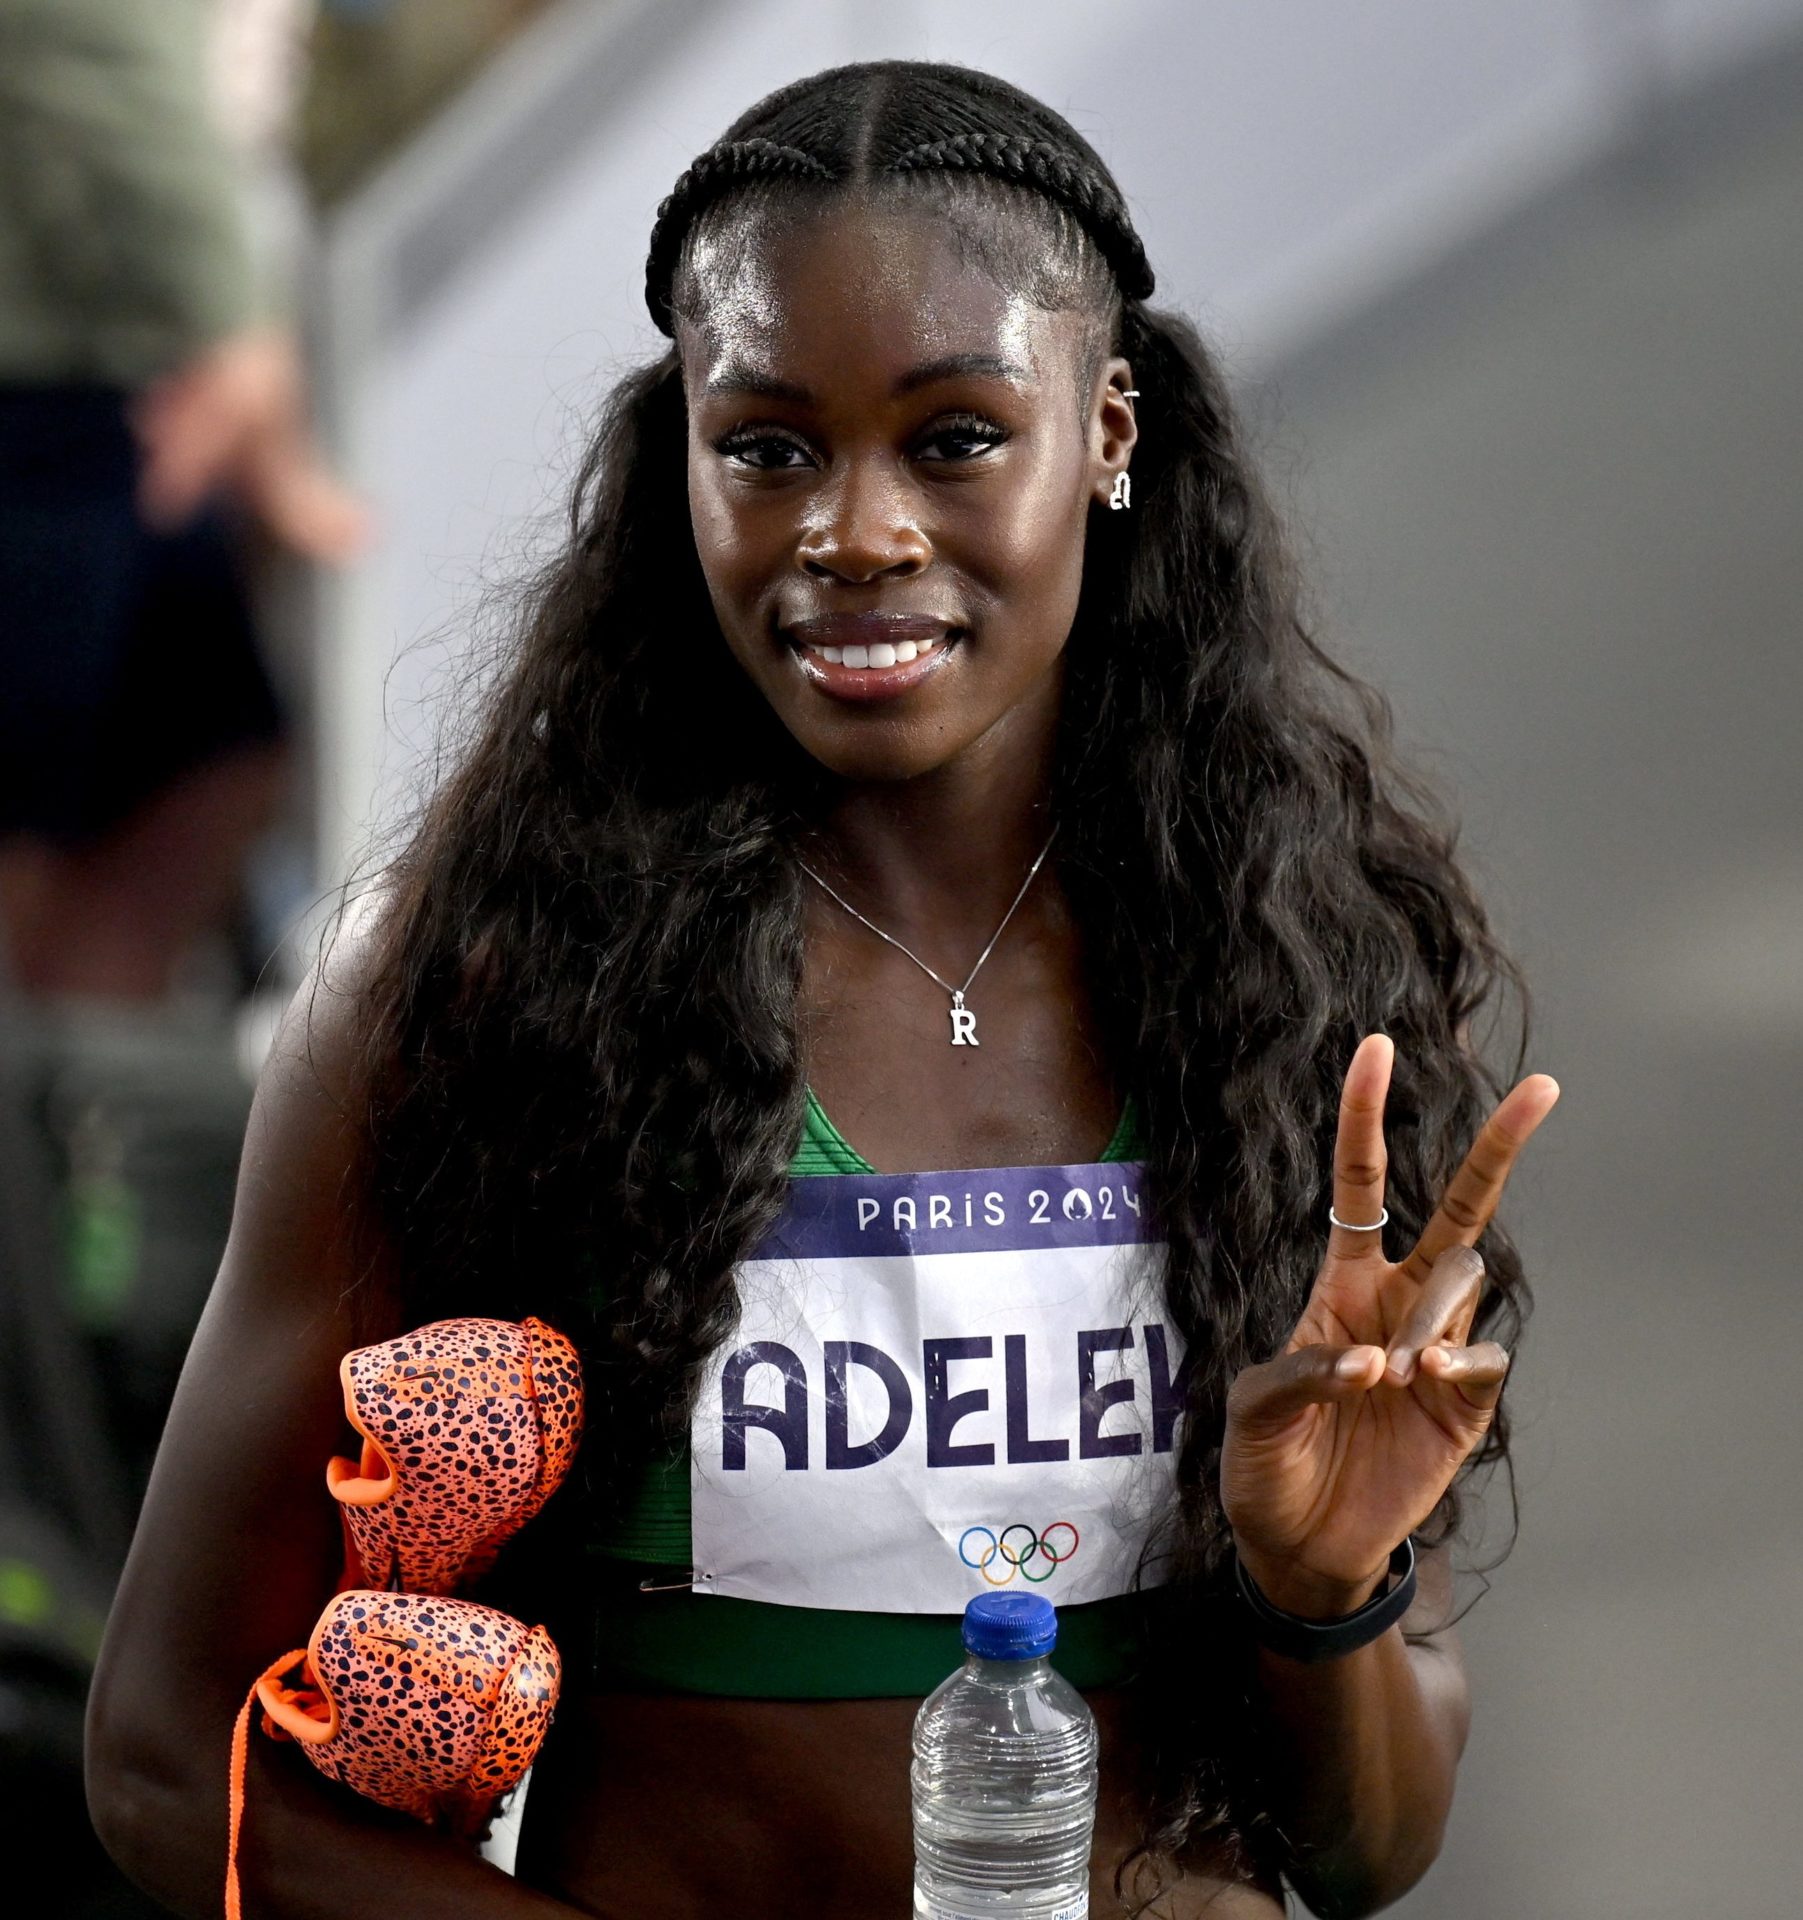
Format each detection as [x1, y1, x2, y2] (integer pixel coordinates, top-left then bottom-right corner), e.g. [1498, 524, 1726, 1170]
[641, 77, 1155, 332]
[349, 58, 1530, 1907]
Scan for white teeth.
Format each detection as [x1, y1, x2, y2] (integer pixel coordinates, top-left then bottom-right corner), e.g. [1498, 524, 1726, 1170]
[805, 633, 951, 670]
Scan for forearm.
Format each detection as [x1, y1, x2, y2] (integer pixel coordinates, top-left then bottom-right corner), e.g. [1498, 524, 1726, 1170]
[91, 1706, 586, 1919]
[1249, 1619, 1464, 1917]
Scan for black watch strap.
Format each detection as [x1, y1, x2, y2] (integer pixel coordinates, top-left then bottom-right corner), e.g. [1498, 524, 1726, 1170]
[1233, 1537, 1417, 1663]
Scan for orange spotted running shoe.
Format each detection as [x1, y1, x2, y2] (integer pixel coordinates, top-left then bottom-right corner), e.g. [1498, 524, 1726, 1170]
[325, 1316, 583, 1596]
[227, 1591, 561, 1916]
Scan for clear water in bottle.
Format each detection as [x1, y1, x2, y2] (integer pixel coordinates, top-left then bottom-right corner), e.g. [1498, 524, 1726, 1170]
[911, 1592, 1098, 1920]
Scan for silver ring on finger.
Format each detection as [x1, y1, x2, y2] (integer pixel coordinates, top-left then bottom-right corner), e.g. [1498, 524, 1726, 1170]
[1328, 1204, 1390, 1232]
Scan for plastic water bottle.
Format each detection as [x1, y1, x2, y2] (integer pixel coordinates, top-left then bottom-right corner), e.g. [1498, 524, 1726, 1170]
[911, 1592, 1099, 1920]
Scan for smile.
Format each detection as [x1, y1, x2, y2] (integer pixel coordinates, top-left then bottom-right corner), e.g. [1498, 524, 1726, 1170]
[791, 633, 958, 702]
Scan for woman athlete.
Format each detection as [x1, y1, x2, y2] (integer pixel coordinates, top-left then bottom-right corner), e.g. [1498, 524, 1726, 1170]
[87, 58, 1559, 1920]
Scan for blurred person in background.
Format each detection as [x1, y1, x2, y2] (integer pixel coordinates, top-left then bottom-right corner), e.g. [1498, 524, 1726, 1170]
[0, 13, 362, 1913]
[0, 0, 364, 1005]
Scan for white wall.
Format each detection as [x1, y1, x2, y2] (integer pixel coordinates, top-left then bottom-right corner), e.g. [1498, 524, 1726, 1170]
[313, 0, 1803, 883]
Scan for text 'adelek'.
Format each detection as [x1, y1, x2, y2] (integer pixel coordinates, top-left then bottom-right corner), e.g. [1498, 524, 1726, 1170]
[719, 1325, 1192, 1471]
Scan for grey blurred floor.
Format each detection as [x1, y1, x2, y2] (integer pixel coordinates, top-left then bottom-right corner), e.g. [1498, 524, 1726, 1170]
[1253, 62, 1803, 1920]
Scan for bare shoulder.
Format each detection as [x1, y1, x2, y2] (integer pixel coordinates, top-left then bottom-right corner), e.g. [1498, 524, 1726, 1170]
[227, 882, 403, 1334]
[253, 880, 392, 1144]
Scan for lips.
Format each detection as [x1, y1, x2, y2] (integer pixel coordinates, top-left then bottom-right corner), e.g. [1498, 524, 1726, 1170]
[791, 633, 956, 702]
[782, 613, 961, 702]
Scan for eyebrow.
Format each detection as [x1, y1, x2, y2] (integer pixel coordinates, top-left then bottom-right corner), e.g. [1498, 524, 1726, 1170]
[701, 350, 1035, 403]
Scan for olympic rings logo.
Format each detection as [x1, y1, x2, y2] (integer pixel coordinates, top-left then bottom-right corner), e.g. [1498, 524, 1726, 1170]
[958, 1522, 1080, 1586]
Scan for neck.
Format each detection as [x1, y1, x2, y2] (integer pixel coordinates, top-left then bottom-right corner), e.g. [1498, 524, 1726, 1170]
[803, 693, 1060, 939]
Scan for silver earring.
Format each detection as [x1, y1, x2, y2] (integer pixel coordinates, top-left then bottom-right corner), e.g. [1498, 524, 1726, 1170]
[1108, 389, 1139, 509]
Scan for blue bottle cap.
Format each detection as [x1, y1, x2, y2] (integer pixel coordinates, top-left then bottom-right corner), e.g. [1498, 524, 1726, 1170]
[962, 1592, 1057, 1660]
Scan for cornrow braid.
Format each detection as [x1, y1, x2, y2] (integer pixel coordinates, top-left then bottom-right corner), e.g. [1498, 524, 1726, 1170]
[642, 58, 1155, 338]
[644, 137, 839, 335]
[886, 128, 1155, 305]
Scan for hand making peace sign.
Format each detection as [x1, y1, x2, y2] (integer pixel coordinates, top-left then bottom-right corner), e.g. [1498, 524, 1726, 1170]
[1221, 1033, 1560, 1619]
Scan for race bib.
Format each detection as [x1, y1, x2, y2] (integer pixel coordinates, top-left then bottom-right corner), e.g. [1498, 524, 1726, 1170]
[690, 1161, 1187, 1613]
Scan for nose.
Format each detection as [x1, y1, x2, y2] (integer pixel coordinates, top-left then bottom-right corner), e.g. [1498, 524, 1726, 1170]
[796, 459, 930, 583]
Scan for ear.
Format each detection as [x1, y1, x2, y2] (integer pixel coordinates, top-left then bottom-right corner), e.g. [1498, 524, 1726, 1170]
[1088, 355, 1138, 509]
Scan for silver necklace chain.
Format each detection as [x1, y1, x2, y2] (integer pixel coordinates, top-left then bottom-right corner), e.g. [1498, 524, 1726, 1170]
[797, 826, 1057, 1045]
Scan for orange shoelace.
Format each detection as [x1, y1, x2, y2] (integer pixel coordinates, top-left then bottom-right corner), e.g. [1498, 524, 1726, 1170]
[224, 1648, 319, 1920]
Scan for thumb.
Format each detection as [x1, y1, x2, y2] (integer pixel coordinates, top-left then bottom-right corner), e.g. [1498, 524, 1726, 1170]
[1226, 1344, 1384, 1436]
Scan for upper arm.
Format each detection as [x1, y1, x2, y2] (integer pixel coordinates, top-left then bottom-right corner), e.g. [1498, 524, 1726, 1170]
[87, 906, 405, 1838]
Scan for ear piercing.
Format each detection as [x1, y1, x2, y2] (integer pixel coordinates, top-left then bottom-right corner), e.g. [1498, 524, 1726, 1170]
[1110, 391, 1138, 509]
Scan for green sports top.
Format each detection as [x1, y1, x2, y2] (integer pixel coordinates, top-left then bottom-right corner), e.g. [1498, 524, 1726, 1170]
[584, 1090, 1156, 1699]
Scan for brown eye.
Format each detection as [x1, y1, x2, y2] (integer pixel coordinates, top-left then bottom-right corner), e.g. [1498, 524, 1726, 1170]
[713, 428, 814, 471]
[917, 414, 1009, 462]
[711, 413, 1007, 471]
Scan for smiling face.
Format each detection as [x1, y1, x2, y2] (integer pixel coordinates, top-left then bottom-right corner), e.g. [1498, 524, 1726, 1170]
[677, 196, 1135, 785]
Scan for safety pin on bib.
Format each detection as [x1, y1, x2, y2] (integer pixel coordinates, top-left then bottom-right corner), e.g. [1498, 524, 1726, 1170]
[637, 1569, 715, 1593]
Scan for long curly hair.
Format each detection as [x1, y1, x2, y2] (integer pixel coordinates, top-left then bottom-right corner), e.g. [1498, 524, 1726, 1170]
[344, 58, 1531, 1904]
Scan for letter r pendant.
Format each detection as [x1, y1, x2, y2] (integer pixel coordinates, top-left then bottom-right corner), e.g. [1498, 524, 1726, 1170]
[797, 829, 1055, 1055]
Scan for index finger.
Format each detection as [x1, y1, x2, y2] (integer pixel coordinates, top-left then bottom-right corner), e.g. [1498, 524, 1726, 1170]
[1399, 1074, 1561, 1284]
[1327, 1033, 1395, 1260]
